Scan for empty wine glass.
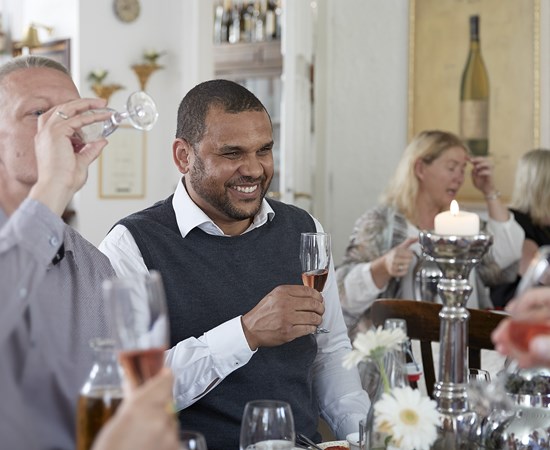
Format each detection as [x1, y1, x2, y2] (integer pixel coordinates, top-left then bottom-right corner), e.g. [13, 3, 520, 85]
[180, 430, 208, 450]
[300, 232, 331, 334]
[76, 90, 159, 145]
[239, 400, 295, 450]
[515, 245, 550, 296]
[468, 368, 491, 383]
[102, 270, 169, 386]
[507, 246, 550, 353]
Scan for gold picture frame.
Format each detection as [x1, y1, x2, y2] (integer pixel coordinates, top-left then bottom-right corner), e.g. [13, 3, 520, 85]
[99, 126, 147, 199]
[408, 0, 540, 203]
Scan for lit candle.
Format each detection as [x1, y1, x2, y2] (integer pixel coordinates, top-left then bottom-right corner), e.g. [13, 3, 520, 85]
[434, 200, 480, 235]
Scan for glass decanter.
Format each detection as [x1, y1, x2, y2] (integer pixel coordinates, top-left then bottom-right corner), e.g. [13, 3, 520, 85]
[76, 338, 124, 450]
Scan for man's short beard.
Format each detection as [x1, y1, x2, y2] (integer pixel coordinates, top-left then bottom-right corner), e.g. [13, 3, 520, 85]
[188, 151, 270, 221]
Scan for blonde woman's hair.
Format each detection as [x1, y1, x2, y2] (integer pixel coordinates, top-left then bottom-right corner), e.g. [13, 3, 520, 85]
[510, 148, 550, 225]
[381, 130, 467, 222]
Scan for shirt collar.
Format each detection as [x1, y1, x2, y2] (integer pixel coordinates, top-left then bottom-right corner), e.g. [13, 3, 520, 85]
[172, 177, 275, 238]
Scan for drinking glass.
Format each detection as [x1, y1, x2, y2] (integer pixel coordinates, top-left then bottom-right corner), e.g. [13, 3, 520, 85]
[76, 90, 159, 145]
[300, 232, 331, 334]
[515, 245, 550, 296]
[508, 246, 550, 351]
[103, 270, 169, 386]
[239, 400, 295, 450]
[468, 368, 491, 383]
[180, 430, 208, 450]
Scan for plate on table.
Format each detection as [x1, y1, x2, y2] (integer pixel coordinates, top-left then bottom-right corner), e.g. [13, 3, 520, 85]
[316, 441, 350, 449]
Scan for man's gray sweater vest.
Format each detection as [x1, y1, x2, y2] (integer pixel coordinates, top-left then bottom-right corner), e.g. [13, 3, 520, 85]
[118, 196, 321, 450]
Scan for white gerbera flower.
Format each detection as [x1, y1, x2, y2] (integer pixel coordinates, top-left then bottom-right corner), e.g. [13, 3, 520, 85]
[343, 326, 406, 369]
[374, 386, 439, 450]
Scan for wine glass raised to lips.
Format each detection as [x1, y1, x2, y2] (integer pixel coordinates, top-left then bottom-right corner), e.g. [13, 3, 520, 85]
[74, 90, 159, 146]
[102, 270, 169, 386]
[300, 232, 331, 334]
[239, 400, 295, 450]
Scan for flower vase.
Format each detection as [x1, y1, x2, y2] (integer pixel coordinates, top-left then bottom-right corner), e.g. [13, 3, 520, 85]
[364, 350, 408, 450]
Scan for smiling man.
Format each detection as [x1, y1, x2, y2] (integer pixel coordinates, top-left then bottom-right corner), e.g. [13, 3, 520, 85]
[99, 79, 369, 450]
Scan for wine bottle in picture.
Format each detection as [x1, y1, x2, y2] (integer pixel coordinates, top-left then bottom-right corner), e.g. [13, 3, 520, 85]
[460, 15, 489, 156]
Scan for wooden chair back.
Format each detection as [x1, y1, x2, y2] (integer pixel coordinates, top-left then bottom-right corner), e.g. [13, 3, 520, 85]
[370, 298, 506, 398]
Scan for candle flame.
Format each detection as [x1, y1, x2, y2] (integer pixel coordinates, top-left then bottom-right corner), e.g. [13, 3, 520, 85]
[450, 200, 459, 216]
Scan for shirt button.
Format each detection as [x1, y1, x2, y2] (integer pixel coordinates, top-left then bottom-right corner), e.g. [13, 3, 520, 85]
[19, 287, 27, 298]
[49, 236, 59, 247]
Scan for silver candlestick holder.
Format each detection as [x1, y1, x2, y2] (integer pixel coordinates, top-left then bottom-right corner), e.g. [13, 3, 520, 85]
[419, 230, 493, 440]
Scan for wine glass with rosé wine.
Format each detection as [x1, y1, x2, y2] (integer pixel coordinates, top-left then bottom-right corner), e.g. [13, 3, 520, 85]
[103, 271, 169, 386]
[300, 232, 331, 334]
[508, 246, 550, 352]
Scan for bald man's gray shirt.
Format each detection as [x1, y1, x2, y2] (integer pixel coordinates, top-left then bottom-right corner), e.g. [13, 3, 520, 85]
[0, 199, 115, 450]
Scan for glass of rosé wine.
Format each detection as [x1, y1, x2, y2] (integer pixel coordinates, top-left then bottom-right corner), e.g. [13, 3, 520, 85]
[103, 271, 169, 386]
[299, 232, 331, 334]
[509, 246, 550, 352]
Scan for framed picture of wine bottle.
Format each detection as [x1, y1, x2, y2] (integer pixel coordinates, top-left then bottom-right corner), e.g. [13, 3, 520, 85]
[408, 0, 540, 204]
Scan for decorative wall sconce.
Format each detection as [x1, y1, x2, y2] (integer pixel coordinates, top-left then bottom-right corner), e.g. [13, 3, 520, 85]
[88, 69, 124, 103]
[13, 23, 53, 53]
[131, 50, 165, 91]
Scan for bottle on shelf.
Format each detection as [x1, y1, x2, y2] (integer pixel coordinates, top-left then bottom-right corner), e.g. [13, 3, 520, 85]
[265, 0, 276, 41]
[240, 1, 254, 42]
[76, 339, 124, 450]
[228, 1, 241, 44]
[253, 0, 266, 42]
[460, 14, 490, 157]
[213, 2, 224, 44]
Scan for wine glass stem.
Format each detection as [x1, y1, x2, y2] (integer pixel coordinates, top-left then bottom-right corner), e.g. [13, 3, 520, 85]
[111, 111, 128, 126]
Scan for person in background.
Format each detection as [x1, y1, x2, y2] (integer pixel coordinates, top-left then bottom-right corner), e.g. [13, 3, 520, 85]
[336, 130, 523, 338]
[99, 79, 370, 449]
[490, 149, 550, 308]
[93, 368, 179, 450]
[0, 55, 115, 449]
[492, 287, 550, 368]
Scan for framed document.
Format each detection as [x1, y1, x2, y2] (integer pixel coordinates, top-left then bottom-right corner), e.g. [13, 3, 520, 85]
[408, 0, 540, 203]
[99, 126, 146, 199]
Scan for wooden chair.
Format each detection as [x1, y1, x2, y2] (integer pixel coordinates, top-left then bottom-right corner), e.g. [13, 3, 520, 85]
[370, 298, 506, 398]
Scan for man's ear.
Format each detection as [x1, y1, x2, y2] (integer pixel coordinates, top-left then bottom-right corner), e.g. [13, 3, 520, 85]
[173, 138, 193, 174]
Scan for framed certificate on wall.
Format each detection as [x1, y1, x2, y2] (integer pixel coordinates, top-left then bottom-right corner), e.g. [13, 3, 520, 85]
[99, 126, 146, 199]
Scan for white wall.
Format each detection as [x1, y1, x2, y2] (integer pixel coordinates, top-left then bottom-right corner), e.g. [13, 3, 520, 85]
[315, 0, 410, 263]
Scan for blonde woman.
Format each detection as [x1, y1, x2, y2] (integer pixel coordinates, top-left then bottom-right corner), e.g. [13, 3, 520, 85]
[491, 149, 550, 307]
[336, 130, 524, 336]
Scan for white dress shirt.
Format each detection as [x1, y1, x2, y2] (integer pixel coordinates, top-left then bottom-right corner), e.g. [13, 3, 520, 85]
[99, 179, 370, 439]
